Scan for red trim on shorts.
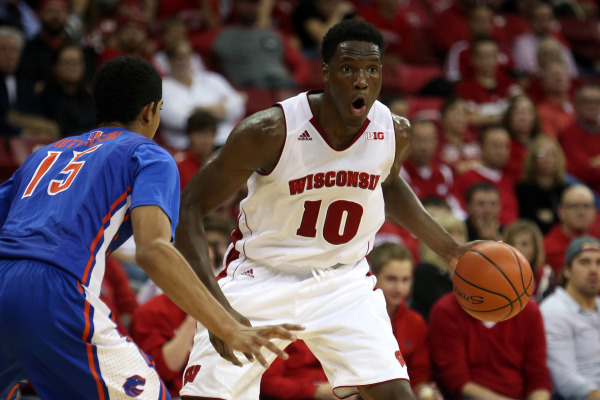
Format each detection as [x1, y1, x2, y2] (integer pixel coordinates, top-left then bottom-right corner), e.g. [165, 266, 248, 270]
[82, 187, 130, 284]
[181, 397, 226, 400]
[81, 299, 106, 400]
[333, 378, 410, 399]
[5, 383, 19, 400]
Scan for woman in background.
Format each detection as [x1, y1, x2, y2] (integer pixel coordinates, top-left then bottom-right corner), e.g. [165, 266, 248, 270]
[503, 219, 556, 301]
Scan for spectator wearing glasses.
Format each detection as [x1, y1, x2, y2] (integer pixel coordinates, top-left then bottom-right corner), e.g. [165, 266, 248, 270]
[544, 184, 598, 276]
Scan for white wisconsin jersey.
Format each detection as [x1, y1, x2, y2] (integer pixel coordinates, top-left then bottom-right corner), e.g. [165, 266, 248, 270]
[232, 91, 396, 270]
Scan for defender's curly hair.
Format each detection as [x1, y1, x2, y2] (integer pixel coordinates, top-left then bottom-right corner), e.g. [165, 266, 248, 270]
[92, 56, 162, 126]
[321, 19, 385, 64]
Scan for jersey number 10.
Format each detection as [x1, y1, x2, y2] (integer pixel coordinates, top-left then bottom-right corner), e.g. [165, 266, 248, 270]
[22, 145, 102, 198]
[296, 200, 364, 245]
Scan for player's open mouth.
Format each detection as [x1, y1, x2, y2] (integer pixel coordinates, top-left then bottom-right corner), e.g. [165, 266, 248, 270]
[351, 97, 366, 115]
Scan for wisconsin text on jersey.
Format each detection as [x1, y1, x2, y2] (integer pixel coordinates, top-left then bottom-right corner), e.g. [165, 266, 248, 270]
[288, 171, 381, 195]
[52, 130, 123, 149]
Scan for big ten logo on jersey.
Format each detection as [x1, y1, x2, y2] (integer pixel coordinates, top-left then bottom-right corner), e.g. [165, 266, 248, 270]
[365, 131, 384, 140]
[184, 365, 201, 385]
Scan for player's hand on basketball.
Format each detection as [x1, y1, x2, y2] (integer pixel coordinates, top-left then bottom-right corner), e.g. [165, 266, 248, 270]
[209, 307, 253, 367]
[449, 240, 487, 270]
[227, 323, 304, 368]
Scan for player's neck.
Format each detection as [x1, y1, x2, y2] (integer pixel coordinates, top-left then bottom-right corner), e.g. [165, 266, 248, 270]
[311, 92, 365, 148]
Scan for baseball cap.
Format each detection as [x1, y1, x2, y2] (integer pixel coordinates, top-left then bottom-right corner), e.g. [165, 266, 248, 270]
[565, 236, 600, 266]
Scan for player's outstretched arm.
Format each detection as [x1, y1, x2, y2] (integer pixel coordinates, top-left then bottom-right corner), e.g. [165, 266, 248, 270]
[132, 204, 302, 366]
[176, 107, 286, 304]
[175, 107, 288, 363]
[382, 114, 477, 268]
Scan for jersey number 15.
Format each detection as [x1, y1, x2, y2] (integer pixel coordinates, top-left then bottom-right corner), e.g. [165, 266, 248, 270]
[22, 145, 102, 198]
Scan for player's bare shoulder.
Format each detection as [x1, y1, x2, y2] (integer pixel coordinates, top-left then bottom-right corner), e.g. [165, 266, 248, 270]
[383, 113, 412, 185]
[222, 106, 286, 173]
[392, 113, 411, 145]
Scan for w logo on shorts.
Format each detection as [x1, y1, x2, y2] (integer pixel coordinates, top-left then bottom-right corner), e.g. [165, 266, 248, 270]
[123, 375, 146, 397]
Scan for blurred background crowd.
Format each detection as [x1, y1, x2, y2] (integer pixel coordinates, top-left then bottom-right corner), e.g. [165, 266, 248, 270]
[2, 0, 600, 399]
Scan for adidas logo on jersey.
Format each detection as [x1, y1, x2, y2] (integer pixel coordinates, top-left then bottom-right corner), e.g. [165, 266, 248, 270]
[298, 131, 312, 141]
[241, 269, 254, 278]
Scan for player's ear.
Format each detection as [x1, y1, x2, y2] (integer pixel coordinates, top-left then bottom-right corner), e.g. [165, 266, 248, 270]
[141, 102, 155, 124]
[321, 63, 329, 83]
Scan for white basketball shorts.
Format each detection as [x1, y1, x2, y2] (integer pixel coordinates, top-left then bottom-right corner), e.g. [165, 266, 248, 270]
[179, 257, 409, 399]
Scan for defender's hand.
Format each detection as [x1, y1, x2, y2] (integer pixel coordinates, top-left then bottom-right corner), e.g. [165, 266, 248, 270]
[227, 323, 304, 367]
[209, 308, 252, 367]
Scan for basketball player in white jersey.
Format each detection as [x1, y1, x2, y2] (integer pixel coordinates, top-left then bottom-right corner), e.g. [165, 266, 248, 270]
[176, 19, 477, 400]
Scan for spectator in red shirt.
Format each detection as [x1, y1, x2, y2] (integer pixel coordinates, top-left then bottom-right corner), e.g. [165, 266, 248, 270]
[501, 94, 542, 180]
[445, 6, 512, 83]
[175, 110, 218, 190]
[544, 183, 598, 276]
[455, 39, 521, 127]
[432, 0, 475, 56]
[436, 97, 480, 175]
[260, 339, 346, 400]
[536, 60, 575, 138]
[98, 13, 155, 65]
[559, 84, 600, 194]
[429, 292, 552, 400]
[359, 0, 411, 66]
[455, 125, 519, 225]
[369, 242, 439, 399]
[400, 119, 464, 219]
[463, 182, 504, 241]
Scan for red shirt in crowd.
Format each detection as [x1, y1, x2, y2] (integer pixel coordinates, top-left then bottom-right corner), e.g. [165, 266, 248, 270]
[559, 121, 600, 194]
[429, 293, 552, 399]
[454, 166, 519, 225]
[359, 6, 411, 59]
[129, 294, 188, 397]
[504, 138, 527, 181]
[260, 340, 328, 400]
[175, 150, 203, 191]
[390, 301, 432, 389]
[375, 221, 420, 264]
[536, 99, 574, 139]
[455, 71, 518, 109]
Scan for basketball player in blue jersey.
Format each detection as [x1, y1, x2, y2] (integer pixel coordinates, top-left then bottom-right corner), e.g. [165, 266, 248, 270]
[0, 56, 301, 400]
[176, 20, 480, 400]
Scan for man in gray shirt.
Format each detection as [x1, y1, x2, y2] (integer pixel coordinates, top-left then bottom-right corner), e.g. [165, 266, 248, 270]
[540, 236, 600, 399]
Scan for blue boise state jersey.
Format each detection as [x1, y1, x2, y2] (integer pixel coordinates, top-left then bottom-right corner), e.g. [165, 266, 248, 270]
[0, 128, 180, 296]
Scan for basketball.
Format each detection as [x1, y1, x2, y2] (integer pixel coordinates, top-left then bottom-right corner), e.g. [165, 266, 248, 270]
[453, 241, 534, 322]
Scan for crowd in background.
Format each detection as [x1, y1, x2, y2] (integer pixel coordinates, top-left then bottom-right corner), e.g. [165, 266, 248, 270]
[2, 0, 600, 399]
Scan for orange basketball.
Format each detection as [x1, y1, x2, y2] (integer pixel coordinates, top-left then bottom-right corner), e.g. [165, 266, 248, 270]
[453, 241, 534, 322]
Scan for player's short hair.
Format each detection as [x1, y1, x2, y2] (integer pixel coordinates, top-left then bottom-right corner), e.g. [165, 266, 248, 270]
[321, 19, 385, 64]
[369, 242, 413, 276]
[186, 110, 218, 135]
[92, 56, 162, 126]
